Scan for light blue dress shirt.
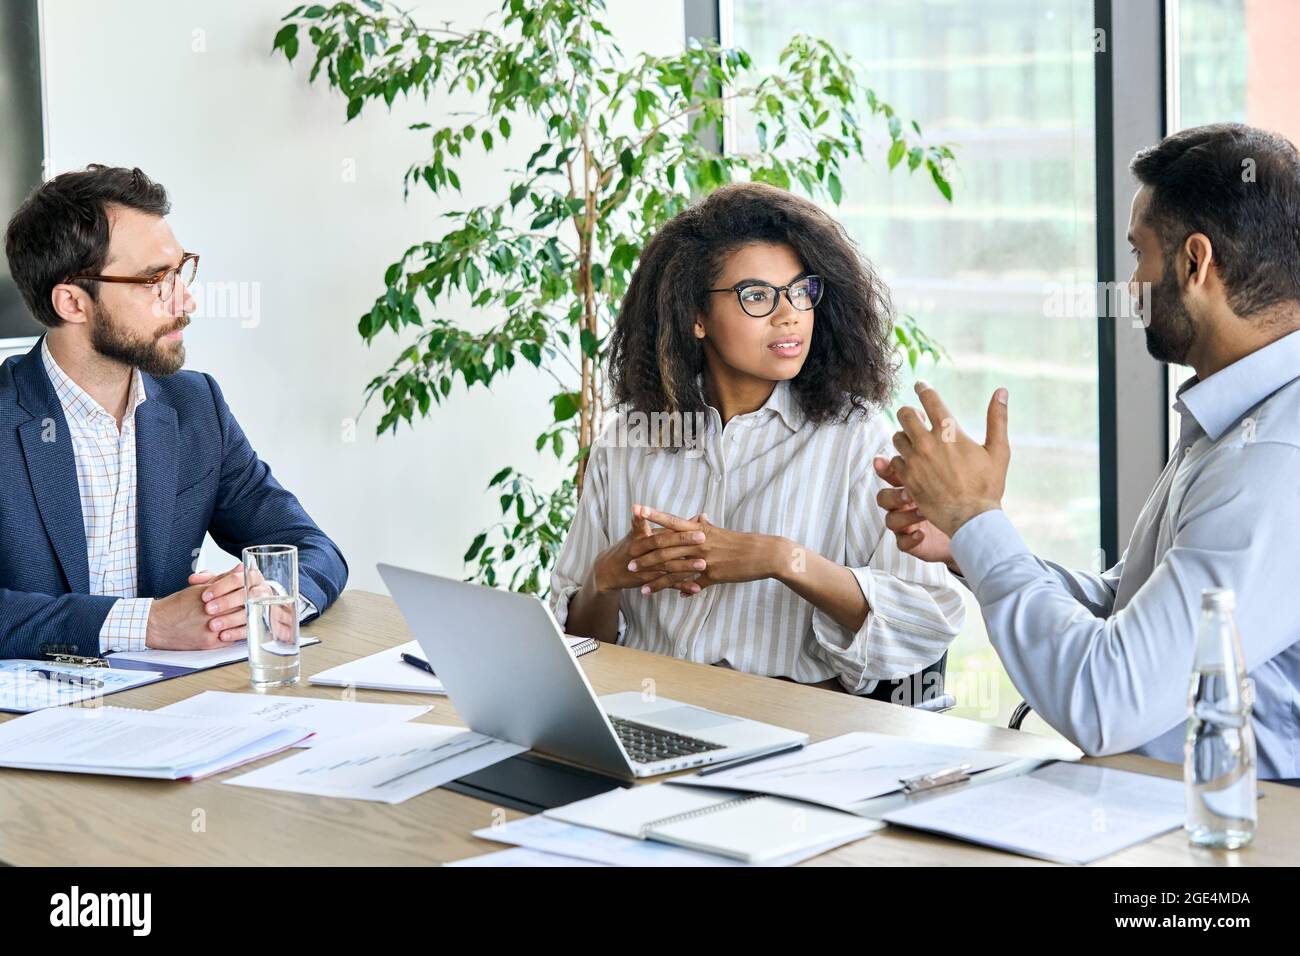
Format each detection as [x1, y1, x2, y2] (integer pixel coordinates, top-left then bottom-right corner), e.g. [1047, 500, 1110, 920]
[951, 328, 1300, 779]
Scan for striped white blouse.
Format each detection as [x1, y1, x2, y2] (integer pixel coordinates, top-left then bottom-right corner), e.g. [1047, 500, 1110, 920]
[548, 380, 965, 693]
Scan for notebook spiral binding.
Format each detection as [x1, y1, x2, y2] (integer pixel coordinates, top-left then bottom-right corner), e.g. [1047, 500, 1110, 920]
[638, 794, 768, 838]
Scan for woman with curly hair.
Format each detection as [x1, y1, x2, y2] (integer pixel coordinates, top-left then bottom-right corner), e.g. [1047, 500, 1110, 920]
[549, 182, 964, 695]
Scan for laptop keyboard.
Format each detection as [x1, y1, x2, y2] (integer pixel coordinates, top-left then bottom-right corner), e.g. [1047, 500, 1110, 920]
[609, 716, 725, 764]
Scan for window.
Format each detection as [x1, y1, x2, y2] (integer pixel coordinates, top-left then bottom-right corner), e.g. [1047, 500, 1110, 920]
[0, 0, 45, 345]
[1167, 0, 1300, 434]
[727, 0, 1099, 729]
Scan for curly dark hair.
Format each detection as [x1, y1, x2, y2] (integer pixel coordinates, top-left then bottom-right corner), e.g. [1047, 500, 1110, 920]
[607, 181, 897, 437]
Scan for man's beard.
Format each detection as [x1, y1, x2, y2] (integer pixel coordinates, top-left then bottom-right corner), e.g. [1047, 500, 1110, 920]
[89, 302, 187, 377]
[1142, 259, 1196, 364]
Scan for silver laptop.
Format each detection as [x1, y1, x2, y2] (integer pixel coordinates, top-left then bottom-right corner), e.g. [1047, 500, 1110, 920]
[377, 563, 807, 779]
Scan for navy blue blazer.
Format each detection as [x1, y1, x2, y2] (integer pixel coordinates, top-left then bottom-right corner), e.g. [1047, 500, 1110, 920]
[0, 337, 348, 658]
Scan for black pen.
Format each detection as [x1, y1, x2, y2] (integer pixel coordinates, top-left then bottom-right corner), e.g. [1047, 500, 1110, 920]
[399, 652, 437, 677]
[697, 740, 804, 776]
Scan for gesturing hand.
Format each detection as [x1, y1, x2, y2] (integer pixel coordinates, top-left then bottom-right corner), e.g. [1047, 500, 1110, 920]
[889, 381, 1010, 537]
[871, 455, 958, 571]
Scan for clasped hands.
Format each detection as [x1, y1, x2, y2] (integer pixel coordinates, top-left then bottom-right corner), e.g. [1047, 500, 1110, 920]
[143, 562, 278, 650]
[592, 504, 796, 598]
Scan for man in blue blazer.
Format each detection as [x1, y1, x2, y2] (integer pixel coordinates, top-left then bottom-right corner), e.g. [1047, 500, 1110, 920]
[1, 164, 347, 659]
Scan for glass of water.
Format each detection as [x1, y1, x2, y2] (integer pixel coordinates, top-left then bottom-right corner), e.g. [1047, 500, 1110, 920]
[243, 545, 300, 690]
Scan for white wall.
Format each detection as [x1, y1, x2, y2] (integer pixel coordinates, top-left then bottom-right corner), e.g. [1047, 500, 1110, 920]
[40, 0, 685, 593]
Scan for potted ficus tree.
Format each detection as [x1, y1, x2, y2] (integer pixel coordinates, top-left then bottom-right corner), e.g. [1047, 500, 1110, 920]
[273, 0, 953, 592]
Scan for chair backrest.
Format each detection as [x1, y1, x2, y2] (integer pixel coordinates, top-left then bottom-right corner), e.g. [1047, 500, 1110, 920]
[862, 652, 948, 708]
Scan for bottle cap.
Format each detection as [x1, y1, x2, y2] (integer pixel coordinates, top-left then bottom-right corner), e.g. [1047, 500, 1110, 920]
[1201, 587, 1236, 610]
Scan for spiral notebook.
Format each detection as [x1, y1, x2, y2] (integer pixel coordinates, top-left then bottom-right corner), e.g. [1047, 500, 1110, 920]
[544, 781, 881, 864]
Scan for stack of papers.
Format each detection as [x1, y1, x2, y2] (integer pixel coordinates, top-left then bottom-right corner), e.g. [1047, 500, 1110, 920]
[881, 760, 1186, 864]
[224, 723, 526, 804]
[669, 732, 1020, 810]
[472, 804, 879, 867]
[473, 814, 753, 867]
[0, 661, 164, 713]
[158, 691, 432, 748]
[0, 706, 311, 779]
[542, 781, 881, 864]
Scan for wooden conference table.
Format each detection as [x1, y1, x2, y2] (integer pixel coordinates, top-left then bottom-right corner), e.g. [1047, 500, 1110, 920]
[0, 590, 1294, 867]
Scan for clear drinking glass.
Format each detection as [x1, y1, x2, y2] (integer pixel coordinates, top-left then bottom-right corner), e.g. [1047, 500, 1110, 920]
[243, 545, 300, 689]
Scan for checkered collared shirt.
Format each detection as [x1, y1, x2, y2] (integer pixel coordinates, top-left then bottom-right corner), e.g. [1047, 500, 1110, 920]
[41, 339, 152, 652]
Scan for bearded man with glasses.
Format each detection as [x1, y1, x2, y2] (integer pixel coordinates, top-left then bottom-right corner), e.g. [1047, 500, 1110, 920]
[0, 165, 347, 658]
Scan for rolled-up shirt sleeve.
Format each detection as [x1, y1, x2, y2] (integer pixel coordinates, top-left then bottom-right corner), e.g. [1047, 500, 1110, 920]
[950, 440, 1300, 756]
[548, 435, 627, 642]
[810, 435, 966, 692]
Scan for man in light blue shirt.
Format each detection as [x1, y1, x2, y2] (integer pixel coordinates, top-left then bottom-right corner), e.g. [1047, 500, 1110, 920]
[873, 123, 1300, 780]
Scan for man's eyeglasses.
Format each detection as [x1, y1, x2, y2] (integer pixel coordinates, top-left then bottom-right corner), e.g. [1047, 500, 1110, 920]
[708, 275, 824, 318]
[67, 252, 199, 302]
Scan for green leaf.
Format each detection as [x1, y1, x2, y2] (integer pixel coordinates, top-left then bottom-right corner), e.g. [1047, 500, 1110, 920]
[463, 532, 487, 562]
[929, 163, 953, 201]
[552, 391, 581, 422]
[887, 139, 906, 170]
[827, 171, 842, 204]
[272, 24, 297, 53]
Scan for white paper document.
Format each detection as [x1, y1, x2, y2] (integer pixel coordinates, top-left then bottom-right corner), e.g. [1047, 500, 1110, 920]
[158, 691, 432, 747]
[476, 810, 869, 867]
[307, 641, 446, 694]
[881, 760, 1186, 865]
[224, 723, 525, 804]
[445, 847, 611, 867]
[474, 814, 748, 867]
[544, 781, 881, 864]
[308, 636, 595, 696]
[0, 661, 164, 712]
[109, 637, 320, 670]
[670, 732, 1019, 810]
[0, 706, 311, 779]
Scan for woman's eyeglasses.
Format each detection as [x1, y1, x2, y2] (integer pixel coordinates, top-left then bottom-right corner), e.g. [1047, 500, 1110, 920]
[708, 274, 824, 318]
[67, 252, 200, 302]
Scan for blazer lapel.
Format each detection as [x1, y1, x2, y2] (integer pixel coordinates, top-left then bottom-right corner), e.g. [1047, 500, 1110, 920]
[18, 415, 91, 594]
[134, 382, 178, 598]
[13, 340, 90, 594]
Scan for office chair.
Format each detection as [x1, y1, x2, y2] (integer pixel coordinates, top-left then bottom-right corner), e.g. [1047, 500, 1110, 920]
[863, 652, 954, 712]
[1008, 700, 1033, 730]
